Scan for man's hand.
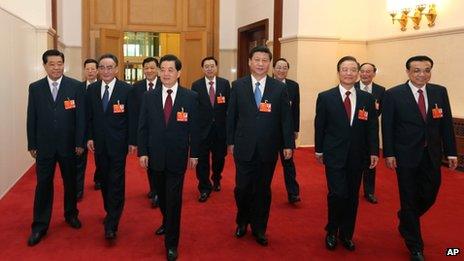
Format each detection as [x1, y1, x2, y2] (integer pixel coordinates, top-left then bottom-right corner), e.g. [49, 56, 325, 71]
[315, 153, 323, 164]
[139, 156, 149, 169]
[227, 145, 234, 155]
[369, 155, 379, 169]
[283, 149, 293, 160]
[75, 147, 84, 156]
[385, 156, 397, 170]
[448, 157, 458, 171]
[129, 145, 137, 154]
[87, 140, 95, 152]
[294, 132, 299, 140]
[29, 150, 37, 159]
[189, 158, 198, 169]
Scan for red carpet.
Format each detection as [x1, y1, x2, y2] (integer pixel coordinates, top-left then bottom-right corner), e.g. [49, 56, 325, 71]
[0, 147, 463, 260]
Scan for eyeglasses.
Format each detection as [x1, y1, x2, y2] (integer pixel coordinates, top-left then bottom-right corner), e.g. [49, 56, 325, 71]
[340, 68, 359, 73]
[411, 68, 432, 74]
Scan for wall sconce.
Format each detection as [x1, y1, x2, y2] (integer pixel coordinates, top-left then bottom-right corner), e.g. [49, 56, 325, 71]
[388, 1, 437, 31]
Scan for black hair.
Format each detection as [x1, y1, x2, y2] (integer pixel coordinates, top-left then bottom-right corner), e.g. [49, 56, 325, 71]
[98, 53, 118, 66]
[42, 49, 64, 64]
[406, 55, 434, 70]
[142, 57, 159, 67]
[337, 56, 360, 72]
[248, 45, 273, 61]
[201, 56, 218, 67]
[83, 58, 98, 67]
[160, 54, 182, 71]
[273, 58, 290, 69]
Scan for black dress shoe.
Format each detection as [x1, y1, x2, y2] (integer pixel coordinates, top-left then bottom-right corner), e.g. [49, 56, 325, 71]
[365, 194, 378, 204]
[325, 233, 337, 250]
[65, 217, 82, 229]
[155, 225, 165, 235]
[76, 191, 83, 201]
[235, 225, 247, 238]
[340, 238, 355, 251]
[151, 195, 159, 208]
[27, 231, 46, 246]
[410, 251, 425, 261]
[198, 192, 209, 203]
[167, 248, 178, 261]
[288, 194, 301, 204]
[94, 182, 101, 190]
[105, 230, 116, 240]
[253, 232, 268, 246]
[213, 182, 221, 192]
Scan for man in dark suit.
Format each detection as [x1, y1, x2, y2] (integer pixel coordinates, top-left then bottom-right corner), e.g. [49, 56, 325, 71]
[354, 62, 385, 204]
[315, 56, 379, 252]
[26, 49, 85, 246]
[273, 58, 301, 204]
[227, 46, 294, 246]
[191, 56, 230, 203]
[86, 53, 136, 240]
[382, 55, 457, 261]
[131, 57, 162, 208]
[76, 58, 100, 201]
[138, 54, 199, 261]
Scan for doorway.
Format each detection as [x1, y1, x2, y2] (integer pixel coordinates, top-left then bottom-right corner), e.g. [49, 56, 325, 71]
[237, 19, 269, 78]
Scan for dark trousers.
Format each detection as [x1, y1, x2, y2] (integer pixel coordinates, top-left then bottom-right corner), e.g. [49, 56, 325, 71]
[146, 168, 157, 196]
[279, 151, 299, 197]
[76, 148, 88, 193]
[362, 167, 376, 196]
[153, 169, 185, 249]
[95, 151, 127, 232]
[93, 157, 102, 185]
[234, 150, 277, 235]
[396, 150, 441, 252]
[196, 125, 226, 193]
[324, 165, 363, 240]
[32, 153, 78, 233]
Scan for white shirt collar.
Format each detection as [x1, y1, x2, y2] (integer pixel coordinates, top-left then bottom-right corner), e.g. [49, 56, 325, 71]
[101, 78, 117, 98]
[146, 77, 158, 91]
[251, 75, 267, 92]
[47, 76, 63, 89]
[162, 83, 179, 107]
[360, 81, 372, 93]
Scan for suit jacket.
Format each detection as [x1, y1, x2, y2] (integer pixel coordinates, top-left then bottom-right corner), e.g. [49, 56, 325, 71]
[284, 78, 300, 132]
[227, 75, 295, 162]
[130, 78, 162, 142]
[354, 81, 386, 116]
[382, 82, 457, 168]
[86, 79, 135, 156]
[27, 76, 85, 157]
[137, 86, 200, 174]
[191, 77, 230, 140]
[314, 86, 379, 169]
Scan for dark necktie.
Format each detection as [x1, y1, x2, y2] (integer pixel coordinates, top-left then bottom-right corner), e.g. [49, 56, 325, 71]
[209, 81, 215, 106]
[417, 89, 426, 121]
[102, 85, 109, 112]
[164, 89, 173, 125]
[344, 91, 351, 123]
[148, 82, 154, 91]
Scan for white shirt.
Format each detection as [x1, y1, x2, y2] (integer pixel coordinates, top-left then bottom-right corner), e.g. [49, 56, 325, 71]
[339, 85, 356, 126]
[86, 79, 97, 87]
[408, 81, 429, 112]
[205, 76, 216, 93]
[101, 78, 116, 99]
[162, 83, 178, 108]
[251, 75, 266, 95]
[146, 77, 158, 91]
[360, 82, 372, 94]
[47, 76, 63, 93]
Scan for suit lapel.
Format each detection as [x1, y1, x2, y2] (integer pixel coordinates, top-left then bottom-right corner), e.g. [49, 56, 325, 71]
[106, 80, 120, 115]
[167, 87, 183, 127]
[41, 78, 55, 106]
[401, 83, 425, 123]
[55, 76, 67, 105]
[331, 87, 351, 126]
[261, 78, 275, 104]
[244, 76, 257, 110]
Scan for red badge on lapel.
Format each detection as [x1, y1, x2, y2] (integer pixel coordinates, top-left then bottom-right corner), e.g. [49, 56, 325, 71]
[432, 104, 443, 119]
[64, 98, 76, 110]
[259, 100, 272, 112]
[358, 108, 368, 121]
[177, 107, 188, 122]
[217, 93, 226, 104]
[113, 100, 125, 113]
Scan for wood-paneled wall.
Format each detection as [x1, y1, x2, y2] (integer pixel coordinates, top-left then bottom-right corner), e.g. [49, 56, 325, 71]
[82, 0, 219, 86]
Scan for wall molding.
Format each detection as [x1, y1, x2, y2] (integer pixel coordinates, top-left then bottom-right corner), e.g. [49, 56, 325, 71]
[280, 26, 464, 45]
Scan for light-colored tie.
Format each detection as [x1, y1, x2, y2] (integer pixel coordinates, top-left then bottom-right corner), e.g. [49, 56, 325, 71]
[254, 82, 262, 108]
[52, 81, 59, 101]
